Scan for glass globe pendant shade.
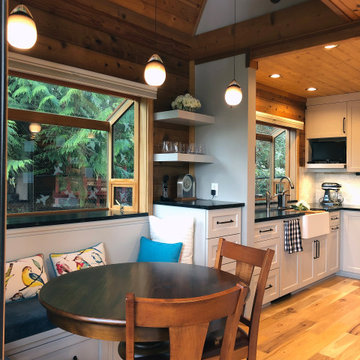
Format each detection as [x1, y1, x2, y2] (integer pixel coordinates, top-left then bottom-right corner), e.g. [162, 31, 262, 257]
[29, 122, 41, 134]
[7, 5, 37, 50]
[144, 54, 166, 87]
[224, 80, 243, 106]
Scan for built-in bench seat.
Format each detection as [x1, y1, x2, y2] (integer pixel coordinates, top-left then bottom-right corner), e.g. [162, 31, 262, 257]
[5, 297, 56, 344]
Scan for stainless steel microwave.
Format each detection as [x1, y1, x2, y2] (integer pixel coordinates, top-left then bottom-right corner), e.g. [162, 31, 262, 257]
[308, 137, 346, 165]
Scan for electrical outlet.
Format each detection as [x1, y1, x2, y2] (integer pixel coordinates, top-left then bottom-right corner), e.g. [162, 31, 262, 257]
[211, 183, 218, 197]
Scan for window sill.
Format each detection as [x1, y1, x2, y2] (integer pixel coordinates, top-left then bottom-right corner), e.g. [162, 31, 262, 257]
[7, 210, 148, 230]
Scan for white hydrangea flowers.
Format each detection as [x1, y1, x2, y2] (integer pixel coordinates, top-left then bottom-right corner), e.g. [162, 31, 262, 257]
[171, 93, 201, 112]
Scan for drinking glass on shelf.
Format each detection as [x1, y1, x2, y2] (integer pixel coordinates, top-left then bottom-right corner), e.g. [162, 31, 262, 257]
[197, 144, 206, 154]
[187, 143, 196, 154]
[162, 141, 173, 153]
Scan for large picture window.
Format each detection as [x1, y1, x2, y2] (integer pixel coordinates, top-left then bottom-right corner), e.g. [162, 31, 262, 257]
[7, 75, 138, 214]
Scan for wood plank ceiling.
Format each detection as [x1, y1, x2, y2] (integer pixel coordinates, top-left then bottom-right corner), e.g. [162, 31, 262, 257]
[8, 0, 360, 102]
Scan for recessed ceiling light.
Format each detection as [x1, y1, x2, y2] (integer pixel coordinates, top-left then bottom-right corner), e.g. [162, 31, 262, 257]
[306, 87, 317, 92]
[324, 44, 338, 49]
[269, 73, 281, 78]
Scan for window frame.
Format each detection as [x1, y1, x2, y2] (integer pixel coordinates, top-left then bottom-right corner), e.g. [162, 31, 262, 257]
[255, 121, 297, 201]
[7, 53, 156, 216]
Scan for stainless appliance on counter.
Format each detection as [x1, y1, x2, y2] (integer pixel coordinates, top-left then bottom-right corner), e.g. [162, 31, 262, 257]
[319, 182, 344, 206]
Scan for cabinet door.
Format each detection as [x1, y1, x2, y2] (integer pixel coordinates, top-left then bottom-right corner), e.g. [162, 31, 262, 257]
[299, 239, 315, 287]
[341, 211, 360, 274]
[280, 250, 300, 296]
[347, 101, 360, 171]
[314, 236, 327, 280]
[306, 102, 347, 139]
[327, 230, 340, 274]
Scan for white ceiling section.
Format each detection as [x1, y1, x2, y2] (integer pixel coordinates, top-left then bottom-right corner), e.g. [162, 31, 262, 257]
[196, 0, 309, 34]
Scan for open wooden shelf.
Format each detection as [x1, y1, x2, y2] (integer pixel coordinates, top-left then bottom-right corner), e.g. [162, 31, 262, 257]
[154, 110, 215, 126]
[154, 153, 214, 163]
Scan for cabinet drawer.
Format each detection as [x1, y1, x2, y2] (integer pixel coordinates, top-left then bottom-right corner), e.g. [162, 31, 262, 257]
[253, 237, 280, 275]
[329, 212, 340, 226]
[206, 208, 241, 239]
[262, 268, 280, 304]
[244, 268, 279, 318]
[207, 234, 241, 267]
[254, 221, 281, 242]
[220, 261, 236, 275]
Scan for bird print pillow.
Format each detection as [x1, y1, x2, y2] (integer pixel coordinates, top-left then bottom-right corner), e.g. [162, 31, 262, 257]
[49, 242, 107, 277]
[5, 254, 48, 303]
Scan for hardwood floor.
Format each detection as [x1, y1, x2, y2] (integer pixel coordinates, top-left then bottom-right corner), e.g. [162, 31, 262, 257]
[257, 276, 360, 360]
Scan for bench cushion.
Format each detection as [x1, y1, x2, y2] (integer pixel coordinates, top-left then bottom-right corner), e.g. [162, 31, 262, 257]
[5, 297, 56, 343]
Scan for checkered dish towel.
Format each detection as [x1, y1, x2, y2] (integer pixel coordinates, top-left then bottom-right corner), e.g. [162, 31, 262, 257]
[284, 218, 303, 254]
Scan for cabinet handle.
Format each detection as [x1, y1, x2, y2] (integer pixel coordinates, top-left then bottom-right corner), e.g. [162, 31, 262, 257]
[259, 228, 273, 233]
[343, 117, 346, 133]
[331, 216, 339, 220]
[265, 284, 273, 290]
[216, 219, 234, 225]
[331, 226, 339, 231]
[313, 240, 317, 259]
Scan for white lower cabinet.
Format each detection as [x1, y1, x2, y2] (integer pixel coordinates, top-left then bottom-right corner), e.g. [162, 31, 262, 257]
[153, 204, 242, 267]
[257, 214, 340, 301]
[341, 210, 360, 274]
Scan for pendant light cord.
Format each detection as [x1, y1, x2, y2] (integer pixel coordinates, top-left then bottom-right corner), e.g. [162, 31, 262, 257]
[155, 0, 157, 50]
[233, 0, 236, 79]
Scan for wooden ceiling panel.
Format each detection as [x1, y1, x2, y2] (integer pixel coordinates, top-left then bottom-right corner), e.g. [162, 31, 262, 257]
[321, 0, 360, 20]
[101, 0, 206, 36]
[256, 37, 360, 98]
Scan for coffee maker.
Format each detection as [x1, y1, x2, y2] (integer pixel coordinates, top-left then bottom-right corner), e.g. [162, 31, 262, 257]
[319, 182, 343, 206]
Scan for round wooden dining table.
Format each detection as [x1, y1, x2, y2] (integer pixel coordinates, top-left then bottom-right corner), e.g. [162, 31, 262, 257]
[39, 262, 240, 344]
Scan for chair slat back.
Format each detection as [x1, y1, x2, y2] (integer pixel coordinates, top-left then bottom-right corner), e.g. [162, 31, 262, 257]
[126, 283, 248, 360]
[214, 238, 274, 359]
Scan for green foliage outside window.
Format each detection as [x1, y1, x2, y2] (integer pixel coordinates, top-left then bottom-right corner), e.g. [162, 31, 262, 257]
[7, 76, 134, 214]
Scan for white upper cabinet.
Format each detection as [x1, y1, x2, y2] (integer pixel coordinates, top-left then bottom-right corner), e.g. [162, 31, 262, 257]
[306, 102, 347, 139]
[347, 100, 360, 172]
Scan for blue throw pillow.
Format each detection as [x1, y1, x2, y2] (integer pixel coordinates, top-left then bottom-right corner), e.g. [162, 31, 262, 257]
[137, 237, 183, 263]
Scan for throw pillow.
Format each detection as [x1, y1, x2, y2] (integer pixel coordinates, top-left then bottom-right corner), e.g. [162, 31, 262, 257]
[149, 215, 194, 264]
[137, 236, 183, 263]
[49, 242, 107, 276]
[5, 254, 48, 303]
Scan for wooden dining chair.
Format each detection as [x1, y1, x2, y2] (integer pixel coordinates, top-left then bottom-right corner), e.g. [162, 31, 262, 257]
[125, 282, 248, 360]
[202, 238, 274, 360]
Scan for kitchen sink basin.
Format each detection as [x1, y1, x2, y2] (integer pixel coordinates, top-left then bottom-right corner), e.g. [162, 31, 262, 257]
[301, 211, 330, 239]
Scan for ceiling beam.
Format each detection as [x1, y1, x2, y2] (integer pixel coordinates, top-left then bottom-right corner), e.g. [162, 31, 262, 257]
[192, 0, 350, 63]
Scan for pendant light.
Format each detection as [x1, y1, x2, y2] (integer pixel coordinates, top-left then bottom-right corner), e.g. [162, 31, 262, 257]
[224, 0, 242, 107]
[7, 5, 37, 50]
[144, 0, 166, 87]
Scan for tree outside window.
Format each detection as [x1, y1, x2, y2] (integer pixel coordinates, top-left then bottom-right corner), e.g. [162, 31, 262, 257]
[255, 124, 288, 199]
[7, 75, 136, 214]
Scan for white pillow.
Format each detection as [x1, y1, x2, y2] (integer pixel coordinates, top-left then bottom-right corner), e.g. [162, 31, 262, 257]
[149, 215, 194, 264]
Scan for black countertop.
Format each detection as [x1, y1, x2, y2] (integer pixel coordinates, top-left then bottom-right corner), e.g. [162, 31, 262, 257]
[7, 210, 148, 229]
[154, 199, 245, 210]
[255, 203, 360, 222]
[255, 209, 305, 223]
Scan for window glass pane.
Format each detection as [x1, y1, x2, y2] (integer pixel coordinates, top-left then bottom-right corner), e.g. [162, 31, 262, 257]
[112, 104, 135, 179]
[113, 187, 133, 207]
[7, 119, 107, 214]
[8, 76, 123, 121]
[274, 131, 286, 178]
[256, 124, 275, 135]
[255, 140, 271, 198]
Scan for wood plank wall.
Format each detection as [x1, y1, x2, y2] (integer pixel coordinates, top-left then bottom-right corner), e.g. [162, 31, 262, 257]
[9, 0, 190, 113]
[256, 83, 306, 166]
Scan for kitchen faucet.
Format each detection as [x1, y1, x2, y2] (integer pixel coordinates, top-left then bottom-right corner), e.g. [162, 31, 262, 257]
[280, 176, 294, 189]
[276, 176, 294, 209]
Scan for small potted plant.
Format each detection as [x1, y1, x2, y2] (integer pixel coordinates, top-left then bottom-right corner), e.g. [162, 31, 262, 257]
[171, 93, 201, 112]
